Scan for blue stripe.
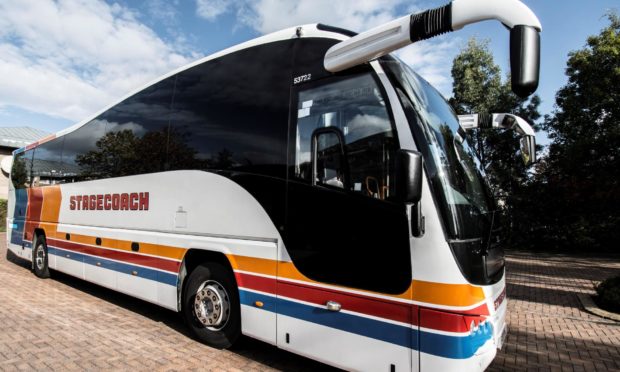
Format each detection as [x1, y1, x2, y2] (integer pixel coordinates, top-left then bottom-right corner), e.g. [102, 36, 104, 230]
[48, 246, 178, 286]
[420, 321, 493, 359]
[239, 289, 492, 359]
[239, 289, 277, 313]
[277, 292, 414, 348]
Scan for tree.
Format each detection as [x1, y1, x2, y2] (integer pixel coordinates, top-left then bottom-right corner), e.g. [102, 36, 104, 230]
[449, 38, 541, 243]
[536, 13, 620, 251]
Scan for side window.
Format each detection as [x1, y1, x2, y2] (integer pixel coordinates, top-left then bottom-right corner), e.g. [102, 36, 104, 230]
[11, 150, 33, 189]
[295, 73, 398, 200]
[168, 40, 292, 178]
[62, 119, 107, 181]
[101, 77, 175, 176]
[31, 138, 65, 187]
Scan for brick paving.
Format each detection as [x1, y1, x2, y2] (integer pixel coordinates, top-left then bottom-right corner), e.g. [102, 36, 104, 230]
[1, 234, 619, 371]
[489, 251, 620, 371]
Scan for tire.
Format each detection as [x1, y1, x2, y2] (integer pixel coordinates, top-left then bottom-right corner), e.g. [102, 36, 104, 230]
[182, 262, 240, 348]
[32, 235, 50, 279]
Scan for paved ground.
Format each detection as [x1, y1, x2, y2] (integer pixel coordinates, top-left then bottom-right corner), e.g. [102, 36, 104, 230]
[489, 251, 620, 372]
[1, 234, 619, 371]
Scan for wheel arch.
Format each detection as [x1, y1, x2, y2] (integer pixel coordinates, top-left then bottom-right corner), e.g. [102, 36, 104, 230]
[177, 248, 237, 312]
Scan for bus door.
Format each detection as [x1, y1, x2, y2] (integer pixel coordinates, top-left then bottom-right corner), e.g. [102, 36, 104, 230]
[278, 39, 417, 371]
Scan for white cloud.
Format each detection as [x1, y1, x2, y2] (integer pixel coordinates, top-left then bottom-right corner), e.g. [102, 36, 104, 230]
[0, 0, 194, 122]
[196, 0, 458, 97]
[196, 0, 232, 21]
[234, 0, 403, 34]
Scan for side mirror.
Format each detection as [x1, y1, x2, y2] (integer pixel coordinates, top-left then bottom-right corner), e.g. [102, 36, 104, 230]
[395, 150, 423, 203]
[510, 25, 540, 98]
[458, 113, 537, 166]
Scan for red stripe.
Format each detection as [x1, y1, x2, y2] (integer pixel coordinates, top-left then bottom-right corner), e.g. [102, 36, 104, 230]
[24, 188, 44, 241]
[235, 272, 276, 294]
[419, 308, 486, 333]
[277, 279, 415, 325]
[48, 238, 180, 273]
[275, 277, 487, 333]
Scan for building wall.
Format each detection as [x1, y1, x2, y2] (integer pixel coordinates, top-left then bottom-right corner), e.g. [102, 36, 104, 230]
[0, 147, 13, 200]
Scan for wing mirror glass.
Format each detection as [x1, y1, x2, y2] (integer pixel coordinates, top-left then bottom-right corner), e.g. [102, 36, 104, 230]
[458, 113, 537, 166]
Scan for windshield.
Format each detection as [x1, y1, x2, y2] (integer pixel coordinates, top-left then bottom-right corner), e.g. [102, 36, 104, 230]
[382, 59, 495, 240]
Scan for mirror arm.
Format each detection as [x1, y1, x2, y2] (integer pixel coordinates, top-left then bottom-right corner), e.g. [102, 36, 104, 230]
[324, 0, 541, 97]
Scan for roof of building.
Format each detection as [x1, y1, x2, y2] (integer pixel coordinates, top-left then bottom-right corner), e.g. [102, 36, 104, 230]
[0, 127, 50, 149]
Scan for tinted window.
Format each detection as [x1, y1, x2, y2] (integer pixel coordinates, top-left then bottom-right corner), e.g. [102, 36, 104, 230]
[11, 150, 34, 189]
[99, 78, 175, 176]
[31, 138, 65, 186]
[62, 119, 107, 181]
[169, 40, 292, 177]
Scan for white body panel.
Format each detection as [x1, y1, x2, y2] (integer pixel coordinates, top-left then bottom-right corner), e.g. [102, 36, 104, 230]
[278, 314, 411, 372]
[240, 304, 277, 345]
[57, 171, 280, 241]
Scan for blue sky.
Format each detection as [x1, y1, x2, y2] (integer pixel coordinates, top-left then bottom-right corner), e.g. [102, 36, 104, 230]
[0, 0, 618, 146]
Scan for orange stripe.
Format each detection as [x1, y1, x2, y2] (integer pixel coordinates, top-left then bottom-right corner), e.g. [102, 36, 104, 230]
[40, 186, 62, 236]
[227, 255, 277, 277]
[411, 280, 485, 307]
[53, 232, 186, 261]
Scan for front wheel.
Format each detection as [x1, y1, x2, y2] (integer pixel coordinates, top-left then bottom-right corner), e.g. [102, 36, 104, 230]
[182, 262, 240, 348]
[33, 236, 50, 279]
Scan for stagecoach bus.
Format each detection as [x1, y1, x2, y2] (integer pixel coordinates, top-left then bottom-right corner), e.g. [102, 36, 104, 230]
[6, 0, 541, 370]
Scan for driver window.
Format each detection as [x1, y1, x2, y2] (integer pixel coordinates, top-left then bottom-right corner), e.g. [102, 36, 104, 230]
[294, 73, 397, 200]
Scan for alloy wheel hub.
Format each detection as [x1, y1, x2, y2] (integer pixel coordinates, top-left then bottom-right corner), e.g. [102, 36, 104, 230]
[193, 281, 230, 330]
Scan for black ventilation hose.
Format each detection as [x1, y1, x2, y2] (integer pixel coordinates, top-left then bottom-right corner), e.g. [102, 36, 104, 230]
[409, 3, 453, 42]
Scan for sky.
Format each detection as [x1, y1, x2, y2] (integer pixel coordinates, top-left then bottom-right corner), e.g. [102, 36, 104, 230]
[0, 0, 618, 146]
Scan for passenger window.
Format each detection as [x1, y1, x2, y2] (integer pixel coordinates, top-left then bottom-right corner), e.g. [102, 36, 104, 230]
[295, 73, 398, 200]
[62, 119, 107, 181]
[31, 138, 65, 186]
[96, 77, 175, 177]
[11, 150, 33, 189]
[168, 40, 292, 178]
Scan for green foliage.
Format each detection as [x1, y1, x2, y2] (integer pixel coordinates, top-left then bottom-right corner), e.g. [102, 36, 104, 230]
[449, 38, 541, 243]
[75, 128, 238, 178]
[596, 275, 620, 314]
[532, 13, 620, 251]
[0, 199, 7, 233]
